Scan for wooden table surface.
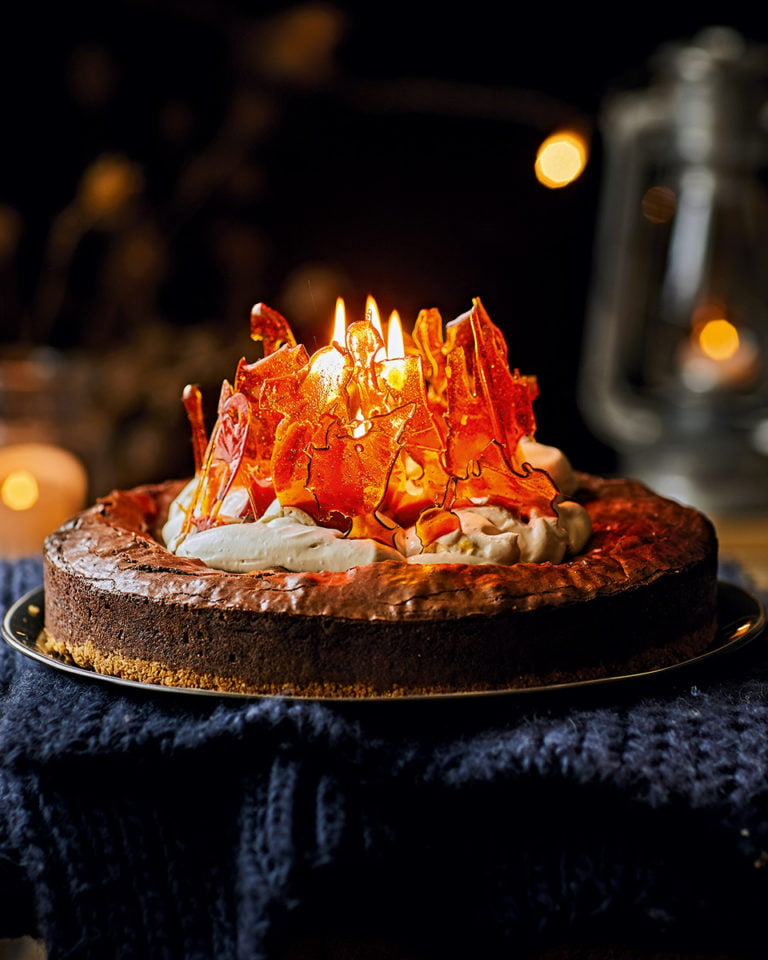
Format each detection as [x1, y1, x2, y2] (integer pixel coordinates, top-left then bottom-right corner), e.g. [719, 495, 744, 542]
[712, 511, 768, 592]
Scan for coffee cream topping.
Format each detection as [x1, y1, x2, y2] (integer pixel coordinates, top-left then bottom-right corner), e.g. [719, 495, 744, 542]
[162, 439, 592, 574]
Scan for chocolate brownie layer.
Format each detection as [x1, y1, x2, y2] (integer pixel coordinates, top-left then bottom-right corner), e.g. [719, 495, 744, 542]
[41, 473, 719, 697]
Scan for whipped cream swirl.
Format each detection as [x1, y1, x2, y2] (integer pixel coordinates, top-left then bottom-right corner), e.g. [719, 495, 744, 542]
[162, 439, 591, 573]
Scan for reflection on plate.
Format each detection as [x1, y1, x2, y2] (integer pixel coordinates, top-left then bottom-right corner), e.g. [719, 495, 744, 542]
[2, 583, 766, 702]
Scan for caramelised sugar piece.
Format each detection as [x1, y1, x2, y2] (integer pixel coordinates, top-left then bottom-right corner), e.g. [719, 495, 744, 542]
[182, 296, 560, 549]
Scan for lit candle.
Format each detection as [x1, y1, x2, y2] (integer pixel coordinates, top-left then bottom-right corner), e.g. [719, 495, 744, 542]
[0, 443, 88, 559]
[381, 309, 408, 393]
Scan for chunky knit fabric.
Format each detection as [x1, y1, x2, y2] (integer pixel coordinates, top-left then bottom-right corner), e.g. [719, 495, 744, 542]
[1, 557, 767, 959]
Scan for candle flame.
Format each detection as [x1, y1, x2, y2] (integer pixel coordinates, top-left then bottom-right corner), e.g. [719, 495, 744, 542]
[387, 310, 405, 359]
[332, 296, 346, 346]
[1, 469, 40, 511]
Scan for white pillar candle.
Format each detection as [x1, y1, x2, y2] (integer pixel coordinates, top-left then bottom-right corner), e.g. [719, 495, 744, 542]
[0, 442, 88, 559]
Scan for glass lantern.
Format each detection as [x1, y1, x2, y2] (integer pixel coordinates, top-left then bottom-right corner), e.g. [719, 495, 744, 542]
[579, 27, 768, 514]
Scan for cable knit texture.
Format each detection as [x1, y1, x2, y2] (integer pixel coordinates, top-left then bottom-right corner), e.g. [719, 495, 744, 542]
[1, 557, 768, 959]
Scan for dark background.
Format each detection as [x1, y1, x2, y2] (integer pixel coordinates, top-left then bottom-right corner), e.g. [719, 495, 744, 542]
[2, 2, 767, 489]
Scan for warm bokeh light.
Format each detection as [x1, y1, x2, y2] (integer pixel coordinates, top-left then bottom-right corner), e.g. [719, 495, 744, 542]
[0, 443, 89, 558]
[387, 310, 405, 359]
[0, 203, 22, 264]
[697, 318, 740, 361]
[679, 307, 760, 393]
[534, 130, 588, 188]
[642, 185, 677, 223]
[78, 153, 143, 218]
[1, 469, 40, 511]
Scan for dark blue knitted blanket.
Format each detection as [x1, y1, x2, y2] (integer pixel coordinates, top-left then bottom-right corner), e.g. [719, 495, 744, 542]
[1, 557, 768, 960]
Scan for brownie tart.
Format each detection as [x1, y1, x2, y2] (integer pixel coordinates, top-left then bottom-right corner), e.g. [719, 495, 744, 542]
[40, 472, 718, 697]
[40, 297, 719, 697]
